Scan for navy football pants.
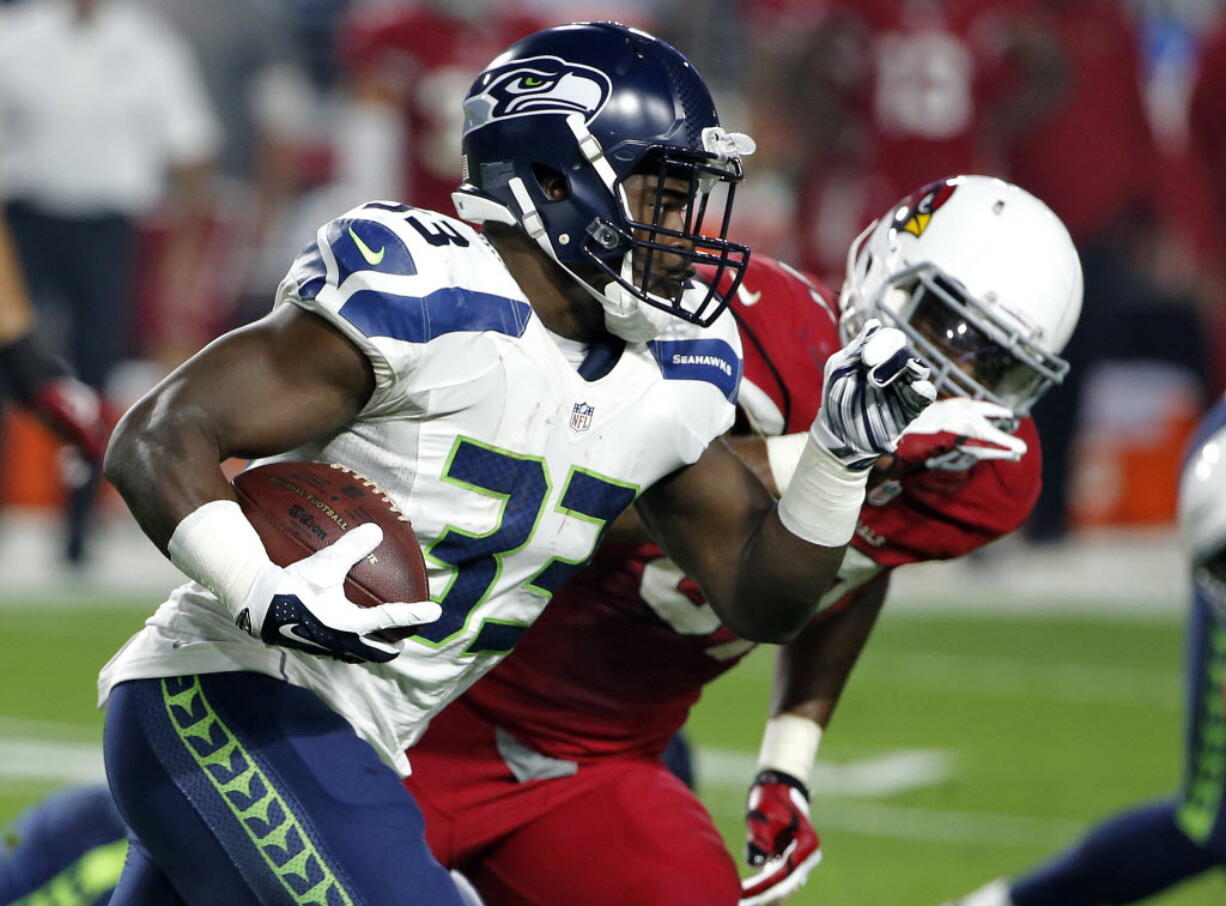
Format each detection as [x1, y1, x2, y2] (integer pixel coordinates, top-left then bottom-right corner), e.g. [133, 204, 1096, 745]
[0, 785, 127, 906]
[104, 672, 468, 906]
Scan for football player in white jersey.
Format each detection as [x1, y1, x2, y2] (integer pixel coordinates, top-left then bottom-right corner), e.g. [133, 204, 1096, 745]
[96, 22, 934, 906]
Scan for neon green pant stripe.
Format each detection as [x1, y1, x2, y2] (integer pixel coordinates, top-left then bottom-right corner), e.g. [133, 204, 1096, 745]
[1178, 622, 1226, 843]
[11, 838, 127, 906]
[161, 676, 355, 906]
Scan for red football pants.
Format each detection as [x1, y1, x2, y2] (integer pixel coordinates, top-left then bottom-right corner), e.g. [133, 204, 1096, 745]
[405, 697, 742, 906]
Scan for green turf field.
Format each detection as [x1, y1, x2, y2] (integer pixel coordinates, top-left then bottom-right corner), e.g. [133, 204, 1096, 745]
[2, 597, 1224, 903]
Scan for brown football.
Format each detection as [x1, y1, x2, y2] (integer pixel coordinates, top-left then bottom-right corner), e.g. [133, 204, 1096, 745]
[232, 461, 430, 640]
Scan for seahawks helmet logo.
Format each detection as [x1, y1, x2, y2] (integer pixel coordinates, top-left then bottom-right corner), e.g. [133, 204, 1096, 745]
[463, 56, 612, 135]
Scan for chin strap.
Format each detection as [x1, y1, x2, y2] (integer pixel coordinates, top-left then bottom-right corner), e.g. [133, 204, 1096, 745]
[504, 172, 671, 344]
[454, 127, 690, 345]
[600, 254, 675, 343]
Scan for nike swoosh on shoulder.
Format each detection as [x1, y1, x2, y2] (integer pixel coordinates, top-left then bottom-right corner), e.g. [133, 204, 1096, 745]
[278, 623, 332, 653]
[349, 226, 386, 266]
[737, 285, 762, 306]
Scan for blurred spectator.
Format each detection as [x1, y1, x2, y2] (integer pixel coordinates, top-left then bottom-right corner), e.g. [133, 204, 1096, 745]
[146, 0, 315, 351]
[1190, 14, 1226, 278]
[1008, 0, 1211, 541]
[1188, 10, 1226, 390]
[0, 0, 219, 563]
[755, 0, 1040, 277]
[335, 1, 547, 217]
[520, 0, 661, 23]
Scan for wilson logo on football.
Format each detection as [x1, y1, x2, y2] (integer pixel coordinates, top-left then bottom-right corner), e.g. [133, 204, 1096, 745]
[463, 56, 613, 134]
[895, 180, 958, 238]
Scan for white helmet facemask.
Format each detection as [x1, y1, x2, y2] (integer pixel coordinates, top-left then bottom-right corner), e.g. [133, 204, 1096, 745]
[866, 263, 1070, 416]
[839, 176, 1083, 417]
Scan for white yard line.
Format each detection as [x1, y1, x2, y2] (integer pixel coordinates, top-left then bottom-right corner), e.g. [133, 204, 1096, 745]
[0, 738, 106, 784]
[698, 747, 1080, 847]
[810, 801, 1081, 847]
[0, 732, 1085, 849]
[697, 747, 955, 797]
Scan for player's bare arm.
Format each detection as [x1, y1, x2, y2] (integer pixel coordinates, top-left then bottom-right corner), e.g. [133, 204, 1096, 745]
[768, 573, 890, 726]
[105, 305, 374, 554]
[106, 304, 436, 664]
[638, 317, 933, 644]
[636, 439, 845, 644]
[738, 575, 890, 905]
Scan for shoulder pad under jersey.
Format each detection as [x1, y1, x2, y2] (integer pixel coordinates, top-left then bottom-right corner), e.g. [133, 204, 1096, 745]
[646, 301, 744, 462]
[275, 202, 531, 413]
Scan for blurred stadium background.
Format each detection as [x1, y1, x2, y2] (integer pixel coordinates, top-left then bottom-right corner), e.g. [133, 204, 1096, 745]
[2, 0, 1225, 901]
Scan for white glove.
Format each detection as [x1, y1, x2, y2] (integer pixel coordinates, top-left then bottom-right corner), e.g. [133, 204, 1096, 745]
[900, 398, 1027, 469]
[235, 523, 441, 664]
[812, 320, 937, 470]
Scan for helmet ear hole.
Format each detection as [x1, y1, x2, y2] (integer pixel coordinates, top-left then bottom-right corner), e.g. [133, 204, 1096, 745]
[533, 164, 570, 201]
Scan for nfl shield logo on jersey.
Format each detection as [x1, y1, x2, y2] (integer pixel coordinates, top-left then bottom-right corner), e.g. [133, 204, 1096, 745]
[570, 402, 595, 433]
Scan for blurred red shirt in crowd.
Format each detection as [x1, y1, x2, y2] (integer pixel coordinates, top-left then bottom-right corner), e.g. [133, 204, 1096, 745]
[339, 3, 544, 216]
[1189, 17, 1226, 266]
[1005, 0, 1159, 245]
[757, 0, 1030, 278]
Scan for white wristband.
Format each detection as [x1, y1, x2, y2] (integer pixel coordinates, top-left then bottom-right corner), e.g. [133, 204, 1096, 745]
[167, 500, 273, 614]
[776, 431, 868, 547]
[758, 713, 823, 784]
[764, 432, 808, 496]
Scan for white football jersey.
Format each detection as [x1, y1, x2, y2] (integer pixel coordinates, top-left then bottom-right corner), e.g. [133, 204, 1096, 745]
[98, 202, 741, 773]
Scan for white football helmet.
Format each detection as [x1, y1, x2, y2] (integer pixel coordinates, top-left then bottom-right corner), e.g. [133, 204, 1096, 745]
[1179, 418, 1226, 616]
[1179, 420, 1226, 567]
[840, 175, 1083, 416]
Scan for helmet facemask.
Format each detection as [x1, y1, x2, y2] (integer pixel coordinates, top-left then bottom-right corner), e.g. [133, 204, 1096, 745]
[581, 144, 751, 330]
[869, 263, 1069, 417]
[1194, 544, 1226, 620]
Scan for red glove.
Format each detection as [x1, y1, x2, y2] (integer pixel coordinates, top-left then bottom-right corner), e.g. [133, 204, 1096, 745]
[31, 376, 109, 464]
[742, 770, 822, 905]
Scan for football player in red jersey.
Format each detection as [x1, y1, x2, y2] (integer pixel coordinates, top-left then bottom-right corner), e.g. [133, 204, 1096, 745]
[400, 175, 1083, 905]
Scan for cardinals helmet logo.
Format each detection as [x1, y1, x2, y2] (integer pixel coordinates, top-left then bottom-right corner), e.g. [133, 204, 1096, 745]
[895, 180, 958, 238]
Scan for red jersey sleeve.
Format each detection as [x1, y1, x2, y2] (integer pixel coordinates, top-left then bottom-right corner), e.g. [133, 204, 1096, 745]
[705, 254, 842, 435]
[853, 417, 1042, 566]
[338, 6, 426, 78]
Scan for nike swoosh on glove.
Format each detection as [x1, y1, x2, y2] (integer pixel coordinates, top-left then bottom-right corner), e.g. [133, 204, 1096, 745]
[236, 523, 441, 664]
[812, 320, 937, 470]
[741, 770, 822, 906]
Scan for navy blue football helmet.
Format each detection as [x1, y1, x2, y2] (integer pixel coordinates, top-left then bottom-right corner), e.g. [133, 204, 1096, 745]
[453, 22, 753, 336]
